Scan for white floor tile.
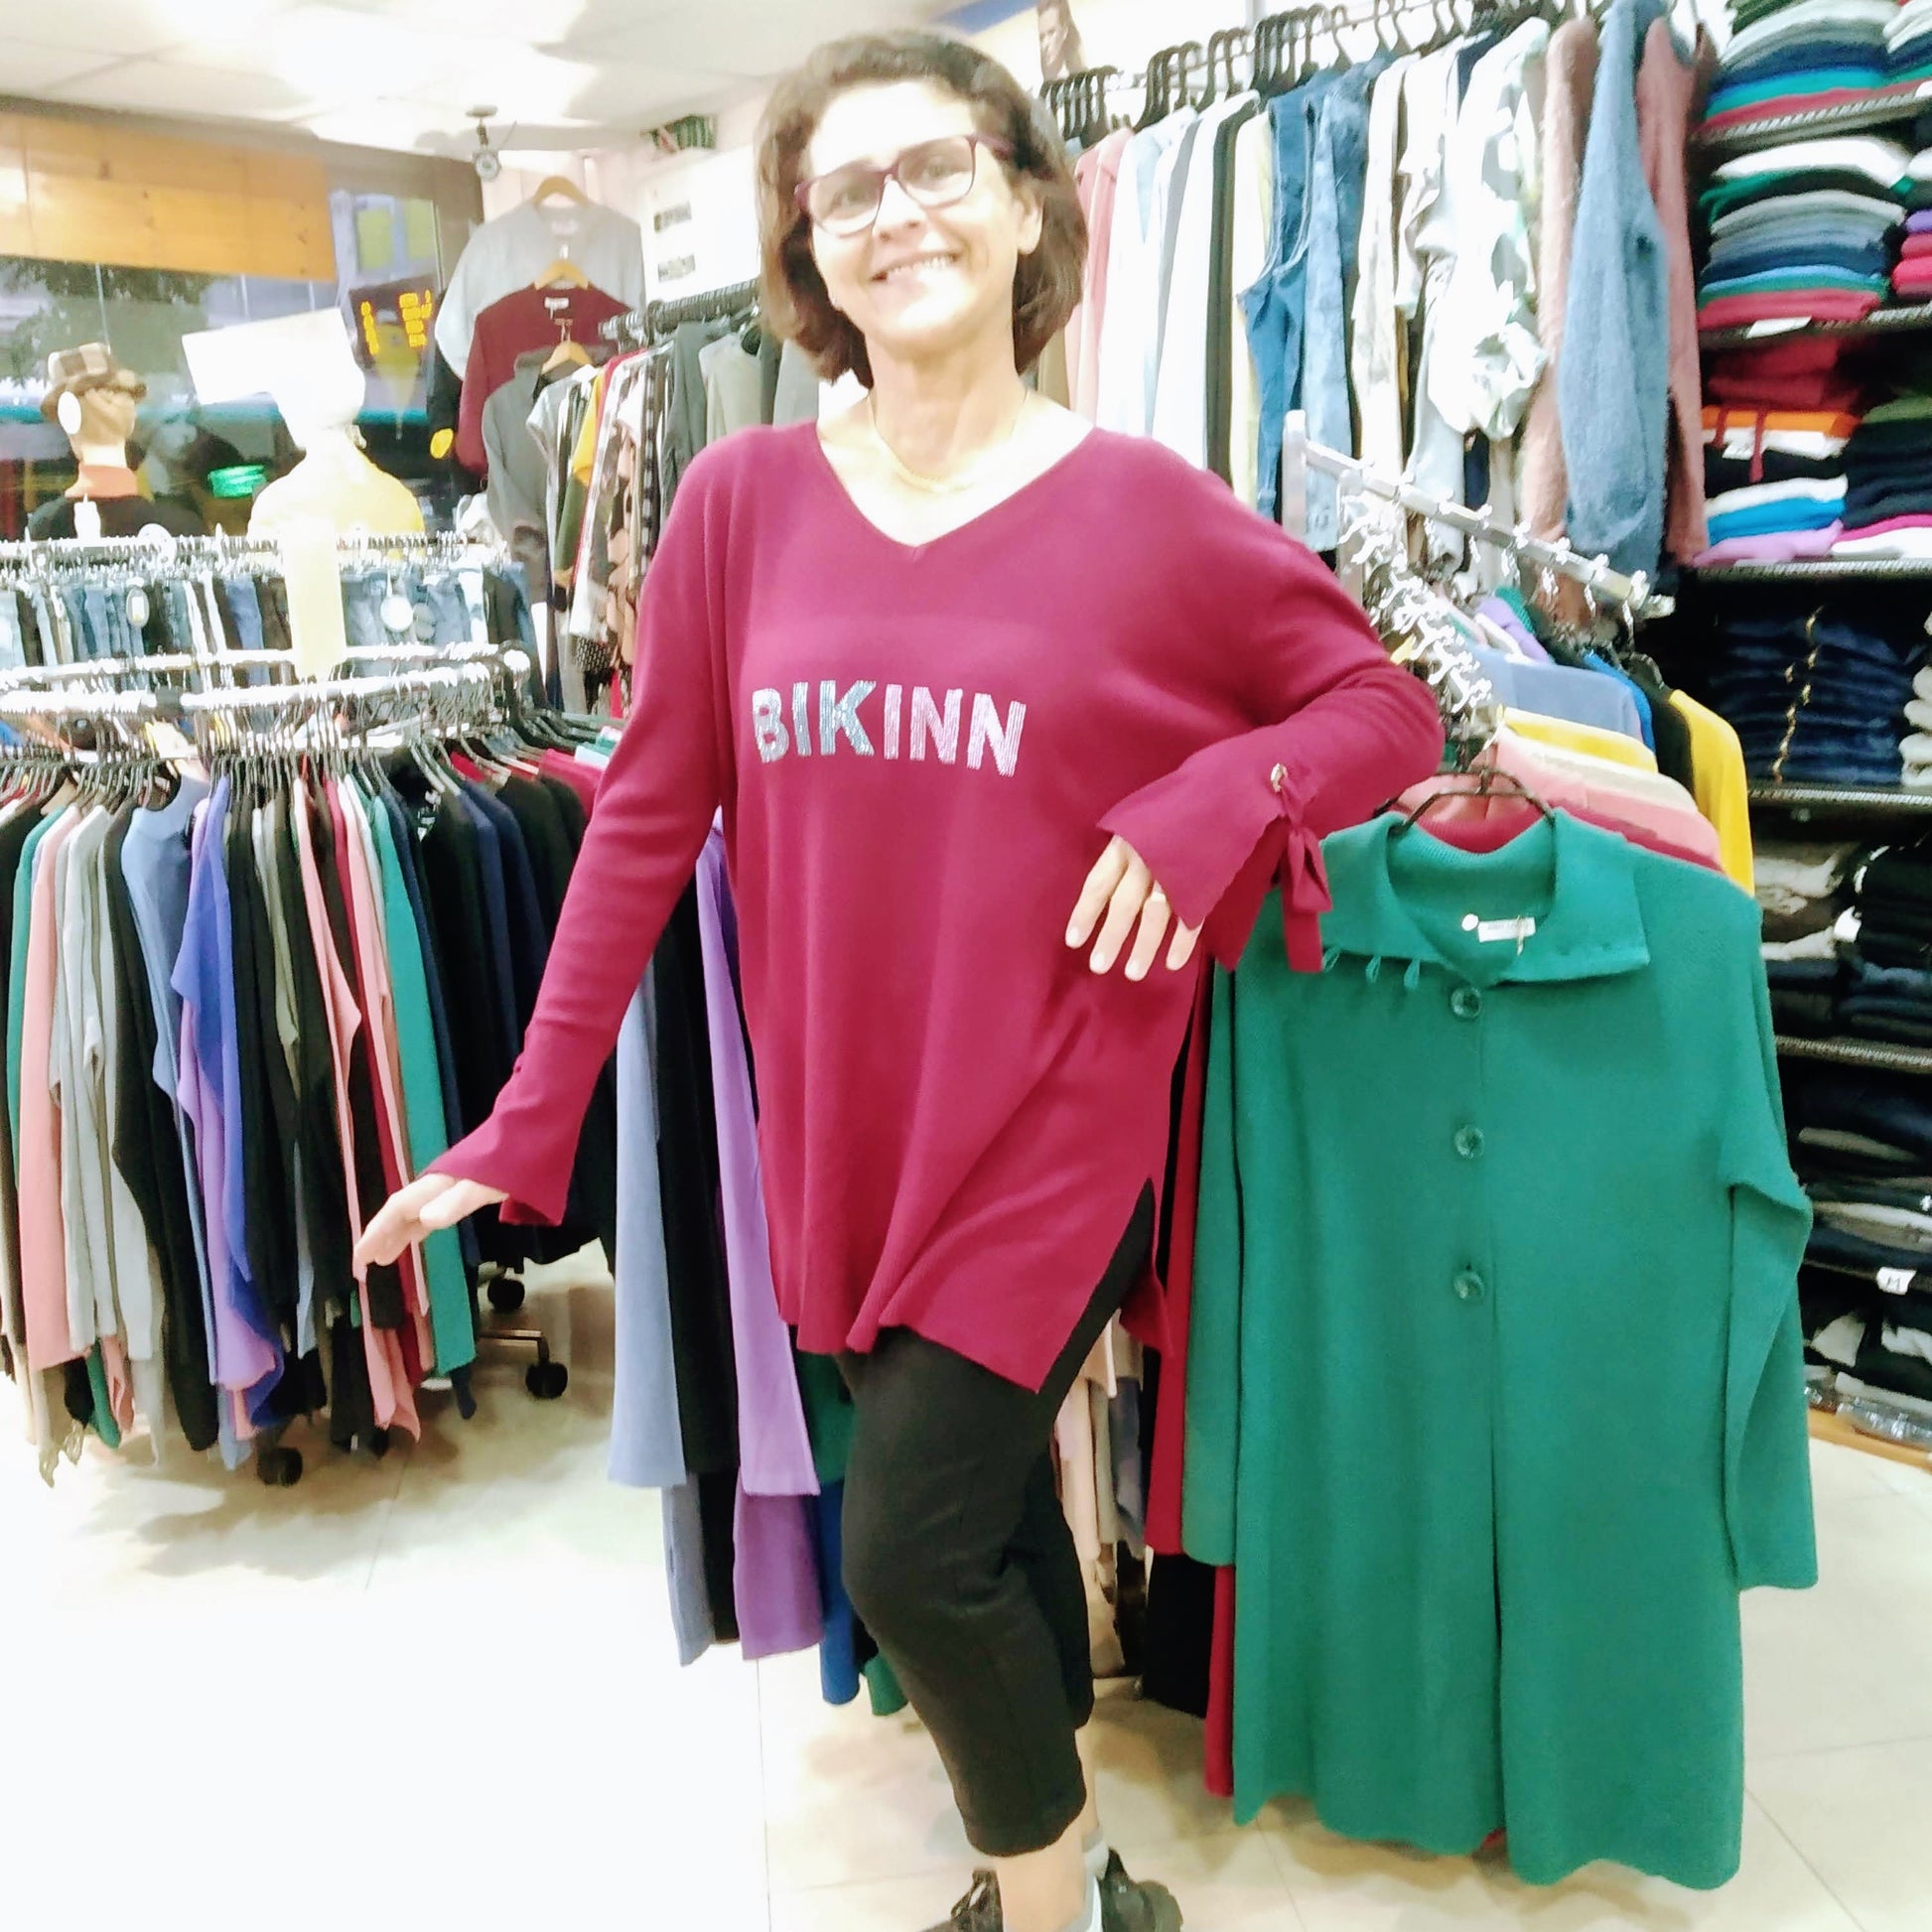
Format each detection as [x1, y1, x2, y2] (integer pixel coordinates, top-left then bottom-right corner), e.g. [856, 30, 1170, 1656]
[770, 1830, 1302, 1932]
[1742, 1494, 1932, 1761]
[1752, 1739, 1932, 1932]
[1262, 1798, 1858, 1932]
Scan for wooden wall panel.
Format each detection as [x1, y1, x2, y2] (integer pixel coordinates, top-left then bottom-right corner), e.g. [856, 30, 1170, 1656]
[0, 110, 337, 282]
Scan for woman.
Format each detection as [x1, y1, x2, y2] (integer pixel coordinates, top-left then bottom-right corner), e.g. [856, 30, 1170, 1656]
[358, 31, 1445, 1932]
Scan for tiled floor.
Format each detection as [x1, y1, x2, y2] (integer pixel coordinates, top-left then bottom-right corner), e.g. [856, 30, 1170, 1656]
[9, 1258, 1932, 1932]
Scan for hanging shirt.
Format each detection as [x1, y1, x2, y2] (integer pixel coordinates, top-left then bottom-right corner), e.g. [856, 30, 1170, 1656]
[1187, 811, 1816, 1887]
[431, 424, 1445, 1389]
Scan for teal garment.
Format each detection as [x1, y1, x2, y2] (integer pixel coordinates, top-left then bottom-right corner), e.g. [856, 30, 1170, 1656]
[84, 1345, 120, 1449]
[1187, 811, 1817, 1891]
[362, 787, 473, 1374]
[9, 807, 62, 1148]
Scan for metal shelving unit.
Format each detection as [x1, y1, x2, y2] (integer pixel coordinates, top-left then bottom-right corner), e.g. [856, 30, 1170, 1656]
[1692, 81, 1932, 160]
[1750, 781, 1932, 815]
[1700, 302, 1932, 353]
[1687, 559, 1932, 584]
[1777, 1035, 1932, 1074]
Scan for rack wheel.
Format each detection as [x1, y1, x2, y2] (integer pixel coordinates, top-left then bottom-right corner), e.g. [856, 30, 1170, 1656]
[256, 1447, 302, 1486]
[526, 1360, 569, 1400]
[486, 1275, 526, 1313]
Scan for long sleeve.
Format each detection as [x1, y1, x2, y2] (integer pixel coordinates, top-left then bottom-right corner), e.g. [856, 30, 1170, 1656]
[430, 444, 736, 1223]
[1100, 483, 1446, 972]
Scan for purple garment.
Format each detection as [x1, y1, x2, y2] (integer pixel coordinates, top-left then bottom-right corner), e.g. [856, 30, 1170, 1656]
[1475, 597, 1552, 664]
[1909, 209, 1932, 235]
[694, 822, 817, 1498]
[734, 1484, 824, 1661]
[172, 781, 279, 1396]
[1695, 520, 1844, 565]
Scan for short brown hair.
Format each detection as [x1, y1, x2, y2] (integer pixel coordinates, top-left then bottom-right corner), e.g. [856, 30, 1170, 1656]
[756, 31, 1086, 388]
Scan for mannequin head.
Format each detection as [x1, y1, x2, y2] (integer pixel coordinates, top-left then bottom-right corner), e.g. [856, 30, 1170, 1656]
[65, 384, 140, 466]
[758, 32, 1085, 388]
[274, 330, 368, 452]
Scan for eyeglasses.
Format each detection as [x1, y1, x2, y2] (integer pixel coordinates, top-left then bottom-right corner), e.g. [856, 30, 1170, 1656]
[794, 134, 1015, 236]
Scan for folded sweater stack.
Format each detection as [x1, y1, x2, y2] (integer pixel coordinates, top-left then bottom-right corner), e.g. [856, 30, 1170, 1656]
[1699, 135, 1911, 331]
[1699, 406, 1859, 561]
[1832, 395, 1932, 553]
[1888, 0, 1932, 80]
[1706, 0, 1899, 129]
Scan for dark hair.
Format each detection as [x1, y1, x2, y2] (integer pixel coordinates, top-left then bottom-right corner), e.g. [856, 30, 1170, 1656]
[756, 31, 1086, 388]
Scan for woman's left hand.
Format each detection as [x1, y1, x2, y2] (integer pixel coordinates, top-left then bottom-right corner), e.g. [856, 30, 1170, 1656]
[1066, 835, 1202, 980]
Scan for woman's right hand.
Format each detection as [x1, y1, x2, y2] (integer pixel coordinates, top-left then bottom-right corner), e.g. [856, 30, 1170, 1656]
[354, 1173, 508, 1271]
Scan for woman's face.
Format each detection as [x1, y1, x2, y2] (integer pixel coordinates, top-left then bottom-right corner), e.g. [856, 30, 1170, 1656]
[805, 80, 1042, 375]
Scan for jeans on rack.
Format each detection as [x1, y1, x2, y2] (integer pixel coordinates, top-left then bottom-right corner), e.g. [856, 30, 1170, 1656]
[26, 586, 62, 666]
[0, 595, 23, 674]
[1302, 59, 1389, 550]
[340, 566, 391, 651]
[1243, 74, 1335, 523]
[219, 575, 264, 652]
[421, 569, 473, 648]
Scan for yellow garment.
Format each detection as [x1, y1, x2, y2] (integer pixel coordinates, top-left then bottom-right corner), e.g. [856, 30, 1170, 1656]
[1504, 708, 1659, 773]
[250, 438, 423, 539]
[570, 368, 605, 486]
[1670, 691, 1754, 893]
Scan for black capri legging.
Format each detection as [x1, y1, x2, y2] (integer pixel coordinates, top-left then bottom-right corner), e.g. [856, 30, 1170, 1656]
[838, 1183, 1157, 1859]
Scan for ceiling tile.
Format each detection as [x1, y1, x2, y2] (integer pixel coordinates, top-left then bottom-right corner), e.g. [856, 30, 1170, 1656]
[296, 97, 478, 152]
[39, 60, 325, 120]
[399, 45, 615, 120]
[0, 43, 130, 91]
[324, 0, 625, 37]
[574, 0, 928, 77]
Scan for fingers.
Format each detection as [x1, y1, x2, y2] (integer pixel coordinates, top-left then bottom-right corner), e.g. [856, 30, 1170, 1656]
[1066, 837, 1131, 950]
[1124, 886, 1173, 982]
[352, 1174, 501, 1272]
[1167, 918, 1202, 973]
[1088, 850, 1153, 974]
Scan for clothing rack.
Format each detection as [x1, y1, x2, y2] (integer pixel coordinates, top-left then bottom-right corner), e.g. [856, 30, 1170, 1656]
[601, 277, 761, 347]
[1288, 432, 1666, 617]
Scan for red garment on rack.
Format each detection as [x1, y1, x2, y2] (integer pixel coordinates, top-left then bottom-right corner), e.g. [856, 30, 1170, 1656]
[1205, 1565, 1236, 1800]
[1145, 967, 1212, 1556]
[457, 283, 626, 475]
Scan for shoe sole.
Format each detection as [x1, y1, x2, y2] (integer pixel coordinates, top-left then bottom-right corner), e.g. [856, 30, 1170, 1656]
[1108, 1880, 1183, 1932]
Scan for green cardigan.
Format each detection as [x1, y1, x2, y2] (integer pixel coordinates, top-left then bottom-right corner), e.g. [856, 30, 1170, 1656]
[1186, 811, 1816, 1889]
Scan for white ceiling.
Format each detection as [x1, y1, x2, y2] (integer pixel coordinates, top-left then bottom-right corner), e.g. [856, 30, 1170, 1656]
[0, 0, 960, 158]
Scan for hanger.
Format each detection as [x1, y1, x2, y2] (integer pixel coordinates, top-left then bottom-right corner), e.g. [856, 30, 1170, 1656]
[533, 256, 590, 289]
[1393, 759, 1554, 831]
[531, 175, 590, 207]
[541, 325, 591, 376]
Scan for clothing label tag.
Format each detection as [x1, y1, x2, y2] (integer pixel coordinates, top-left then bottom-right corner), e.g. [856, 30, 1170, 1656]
[1473, 916, 1536, 945]
[1877, 1267, 1914, 1297]
[1744, 318, 1806, 340]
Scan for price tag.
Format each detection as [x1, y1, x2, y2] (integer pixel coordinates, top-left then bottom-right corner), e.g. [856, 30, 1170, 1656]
[1745, 318, 1806, 340]
[1877, 1267, 1915, 1297]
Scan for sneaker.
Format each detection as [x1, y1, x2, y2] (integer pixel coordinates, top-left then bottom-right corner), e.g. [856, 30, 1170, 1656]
[922, 1869, 1002, 1930]
[1098, 1851, 1183, 1931]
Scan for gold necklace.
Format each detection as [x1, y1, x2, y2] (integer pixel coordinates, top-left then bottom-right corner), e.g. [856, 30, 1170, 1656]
[867, 391, 1030, 494]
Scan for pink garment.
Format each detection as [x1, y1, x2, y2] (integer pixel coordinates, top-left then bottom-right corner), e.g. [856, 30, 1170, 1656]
[1069, 129, 1132, 423]
[289, 782, 408, 1432]
[1639, 22, 1717, 562]
[1892, 258, 1932, 294]
[1400, 740, 1725, 874]
[1521, 18, 1600, 542]
[18, 811, 76, 1370]
[1695, 520, 1843, 565]
[1700, 79, 1921, 137]
[331, 781, 425, 1433]
[1901, 233, 1932, 260]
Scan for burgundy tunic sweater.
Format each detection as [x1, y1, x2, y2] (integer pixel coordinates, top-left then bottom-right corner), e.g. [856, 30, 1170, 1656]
[432, 423, 1445, 1388]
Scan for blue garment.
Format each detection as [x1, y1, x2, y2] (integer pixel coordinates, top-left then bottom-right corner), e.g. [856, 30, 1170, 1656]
[457, 793, 520, 1075]
[1467, 644, 1649, 740]
[339, 567, 389, 651]
[1560, 0, 1670, 578]
[610, 970, 687, 1490]
[662, 1475, 718, 1666]
[0, 596, 22, 673]
[421, 570, 472, 647]
[1707, 497, 1847, 540]
[220, 575, 264, 651]
[1709, 66, 1885, 113]
[461, 779, 546, 1025]
[1303, 58, 1390, 548]
[1705, 236, 1894, 282]
[1583, 652, 1656, 752]
[1243, 75, 1336, 521]
[813, 1480, 862, 1707]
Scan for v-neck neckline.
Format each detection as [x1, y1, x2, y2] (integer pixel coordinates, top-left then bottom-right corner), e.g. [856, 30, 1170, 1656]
[805, 416, 1101, 558]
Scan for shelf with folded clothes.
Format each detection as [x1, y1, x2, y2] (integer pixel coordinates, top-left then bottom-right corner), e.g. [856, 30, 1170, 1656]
[1688, 558, 1932, 579]
[1777, 1033, 1932, 1072]
[1700, 300, 1932, 349]
[1693, 83, 1932, 162]
[1750, 780, 1932, 811]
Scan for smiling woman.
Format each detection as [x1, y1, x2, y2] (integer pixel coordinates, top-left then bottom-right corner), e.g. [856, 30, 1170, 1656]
[358, 27, 1446, 1932]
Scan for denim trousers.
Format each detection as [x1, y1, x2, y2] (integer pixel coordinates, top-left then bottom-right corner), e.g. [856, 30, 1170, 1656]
[421, 569, 473, 647]
[0, 595, 23, 674]
[1243, 73, 1336, 522]
[340, 566, 391, 650]
[220, 574, 264, 651]
[1303, 57, 1389, 548]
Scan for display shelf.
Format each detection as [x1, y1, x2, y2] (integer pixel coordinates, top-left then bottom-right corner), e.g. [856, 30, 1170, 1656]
[1686, 559, 1932, 583]
[1777, 1034, 1932, 1074]
[1750, 781, 1932, 814]
[1692, 82, 1932, 160]
[1808, 1402, 1932, 1468]
[1700, 301, 1932, 353]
